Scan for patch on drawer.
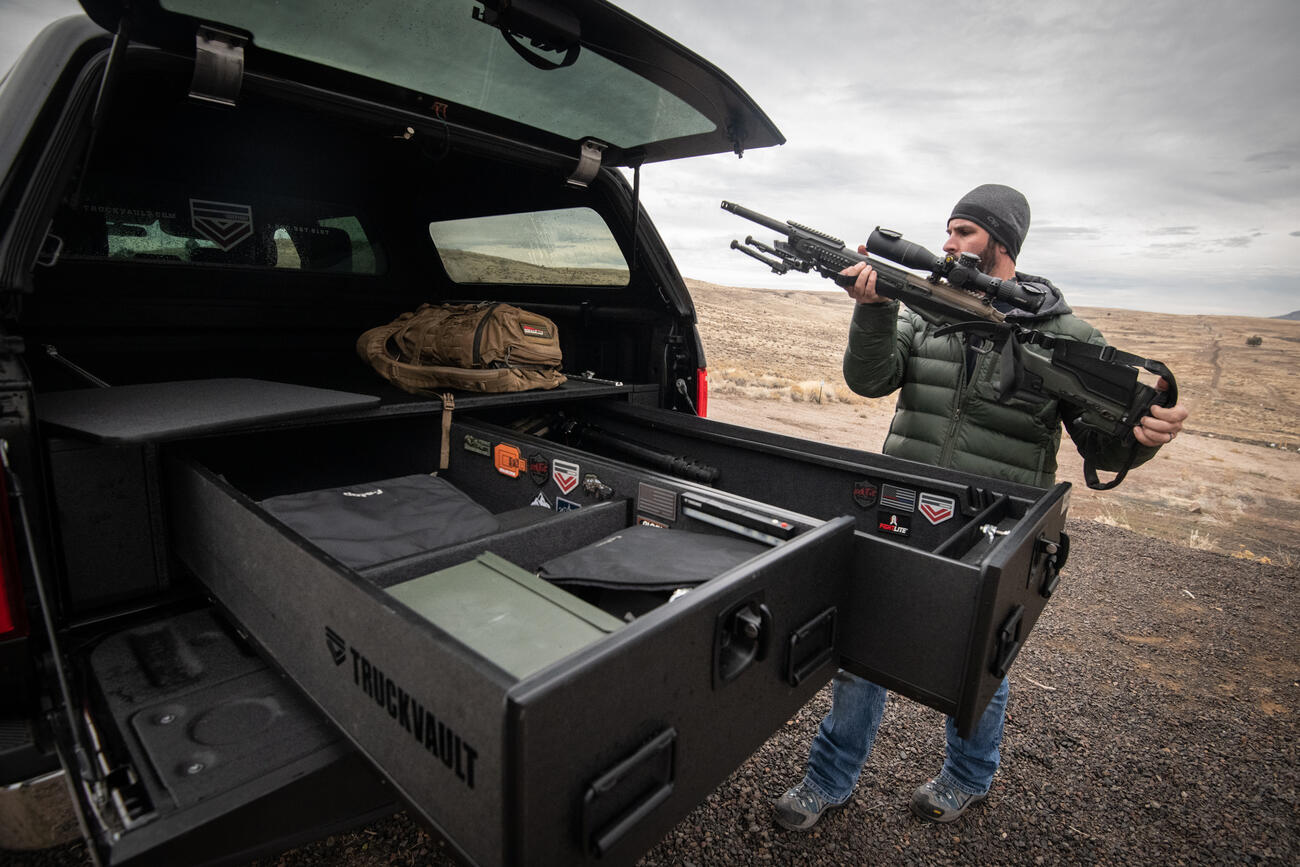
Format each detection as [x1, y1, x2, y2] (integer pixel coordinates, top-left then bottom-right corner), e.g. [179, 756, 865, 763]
[880, 484, 917, 513]
[852, 479, 879, 508]
[463, 434, 491, 456]
[876, 511, 911, 537]
[527, 453, 549, 485]
[918, 493, 956, 525]
[583, 473, 613, 500]
[494, 443, 523, 478]
[552, 459, 580, 494]
[636, 482, 678, 522]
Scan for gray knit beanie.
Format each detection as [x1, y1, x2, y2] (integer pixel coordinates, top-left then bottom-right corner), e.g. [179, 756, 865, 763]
[949, 184, 1031, 262]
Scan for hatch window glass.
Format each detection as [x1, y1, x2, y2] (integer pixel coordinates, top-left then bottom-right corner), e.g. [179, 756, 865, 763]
[162, 0, 714, 147]
[429, 208, 628, 286]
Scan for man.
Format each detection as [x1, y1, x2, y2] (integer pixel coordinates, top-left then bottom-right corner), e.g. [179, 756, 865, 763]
[774, 184, 1188, 830]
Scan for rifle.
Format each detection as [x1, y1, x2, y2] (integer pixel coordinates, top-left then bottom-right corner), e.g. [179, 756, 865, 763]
[722, 200, 1177, 490]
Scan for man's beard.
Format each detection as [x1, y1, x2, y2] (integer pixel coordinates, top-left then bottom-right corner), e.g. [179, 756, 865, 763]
[977, 238, 1000, 275]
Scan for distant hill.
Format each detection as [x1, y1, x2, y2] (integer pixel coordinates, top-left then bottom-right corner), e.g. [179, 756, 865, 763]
[438, 249, 626, 286]
[1275, 310, 1300, 321]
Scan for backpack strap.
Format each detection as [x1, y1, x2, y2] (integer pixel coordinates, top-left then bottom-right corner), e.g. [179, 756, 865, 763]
[439, 392, 454, 471]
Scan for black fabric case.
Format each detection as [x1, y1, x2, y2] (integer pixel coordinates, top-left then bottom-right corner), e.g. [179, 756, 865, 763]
[537, 524, 767, 591]
[260, 473, 500, 569]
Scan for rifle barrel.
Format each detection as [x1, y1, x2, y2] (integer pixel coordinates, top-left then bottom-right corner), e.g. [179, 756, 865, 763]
[720, 200, 792, 235]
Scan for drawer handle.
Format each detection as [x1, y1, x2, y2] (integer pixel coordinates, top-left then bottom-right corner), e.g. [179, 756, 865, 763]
[992, 604, 1025, 678]
[786, 607, 837, 687]
[582, 728, 676, 857]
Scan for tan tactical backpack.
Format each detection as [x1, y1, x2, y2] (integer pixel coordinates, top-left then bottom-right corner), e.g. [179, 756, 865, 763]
[357, 302, 566, 394]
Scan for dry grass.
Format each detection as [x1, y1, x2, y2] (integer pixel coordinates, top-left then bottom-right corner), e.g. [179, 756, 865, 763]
[709, 367, 863, 404]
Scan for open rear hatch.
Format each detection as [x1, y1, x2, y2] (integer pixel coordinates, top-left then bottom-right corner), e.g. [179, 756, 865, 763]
[75, 0, 784, 165]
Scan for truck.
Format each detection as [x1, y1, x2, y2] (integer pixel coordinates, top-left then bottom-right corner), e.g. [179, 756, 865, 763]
[0, 2, 1070, 864]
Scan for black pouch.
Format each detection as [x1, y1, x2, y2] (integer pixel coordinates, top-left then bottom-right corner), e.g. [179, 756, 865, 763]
[537, 524, 767, 591]
[261, 474, 500, 569]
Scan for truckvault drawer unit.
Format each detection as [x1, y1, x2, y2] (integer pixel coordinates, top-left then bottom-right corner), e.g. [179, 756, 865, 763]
[32, 379, 1067, 866]
[0, 3, 1068, 865]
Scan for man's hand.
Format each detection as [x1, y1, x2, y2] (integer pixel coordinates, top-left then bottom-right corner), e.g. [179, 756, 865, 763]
[1133, 378, 1188, 447]
[841, 245, 884, 303]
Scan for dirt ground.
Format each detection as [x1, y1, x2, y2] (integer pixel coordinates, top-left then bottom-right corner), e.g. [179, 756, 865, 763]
[15, 284, 1298, 866]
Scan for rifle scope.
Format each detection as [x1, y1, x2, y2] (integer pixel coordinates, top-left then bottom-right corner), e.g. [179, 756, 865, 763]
[867, 227, 1044, 313]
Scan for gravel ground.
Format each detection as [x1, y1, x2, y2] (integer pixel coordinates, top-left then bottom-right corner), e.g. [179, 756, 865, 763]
[636, 520, 1298, 866]
[10, 521, 1297, 866]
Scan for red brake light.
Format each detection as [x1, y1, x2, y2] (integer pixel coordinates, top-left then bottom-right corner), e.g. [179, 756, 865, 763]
[696, 368, 708, 418]
[0, 469, 28, 639]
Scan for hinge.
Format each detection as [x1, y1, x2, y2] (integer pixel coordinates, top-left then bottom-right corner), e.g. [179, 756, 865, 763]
[189, 25, 246, 107]
[566, 139, 606, 189]
[35, 231, 63, 268]
[726, 117, 746, 158]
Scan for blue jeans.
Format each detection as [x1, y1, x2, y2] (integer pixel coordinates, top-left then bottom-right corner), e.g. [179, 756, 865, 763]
[801, 670, 1009, 804]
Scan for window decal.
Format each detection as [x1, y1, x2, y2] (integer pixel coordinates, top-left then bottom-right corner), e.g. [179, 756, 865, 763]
[190, 199, 254, 250]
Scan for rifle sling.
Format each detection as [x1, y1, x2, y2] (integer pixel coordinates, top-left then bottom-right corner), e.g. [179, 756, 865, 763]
[1082, 439, 1138, 491]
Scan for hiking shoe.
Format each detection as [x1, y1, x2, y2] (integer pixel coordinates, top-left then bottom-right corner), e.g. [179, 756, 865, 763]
[910, 776, 987, 823]
[773, 781, 843, 831]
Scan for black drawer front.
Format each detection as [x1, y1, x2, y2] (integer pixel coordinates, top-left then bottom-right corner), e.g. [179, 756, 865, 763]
[504, 517, 856, 865]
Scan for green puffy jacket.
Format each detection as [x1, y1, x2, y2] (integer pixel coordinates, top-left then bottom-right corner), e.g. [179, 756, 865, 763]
[842, 275, 1159, 487]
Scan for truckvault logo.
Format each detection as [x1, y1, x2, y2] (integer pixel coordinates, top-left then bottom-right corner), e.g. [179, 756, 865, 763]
[325, 626, 347, 665]
[325, 626, 479, 789]
[918, 493, 956, 525]
[190, 198, 254, 250]
[552, 458, 579, 494]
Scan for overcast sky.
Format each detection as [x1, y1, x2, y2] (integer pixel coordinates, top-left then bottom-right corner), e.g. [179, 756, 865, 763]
[3, 0, 1297, 317]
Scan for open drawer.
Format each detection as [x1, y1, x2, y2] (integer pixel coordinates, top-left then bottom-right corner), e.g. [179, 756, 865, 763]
[473, 402, 1073, 736]
[162, 413, 857, 867]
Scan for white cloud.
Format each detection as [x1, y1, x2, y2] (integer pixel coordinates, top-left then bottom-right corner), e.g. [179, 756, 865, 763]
[616, 0, 1300, 317]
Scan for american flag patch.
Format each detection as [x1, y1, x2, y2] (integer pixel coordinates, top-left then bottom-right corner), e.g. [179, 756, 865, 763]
[880, 484, 916, 513]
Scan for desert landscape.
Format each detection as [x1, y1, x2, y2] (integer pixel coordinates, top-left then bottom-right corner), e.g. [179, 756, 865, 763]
[687, 279, 1300, 567]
